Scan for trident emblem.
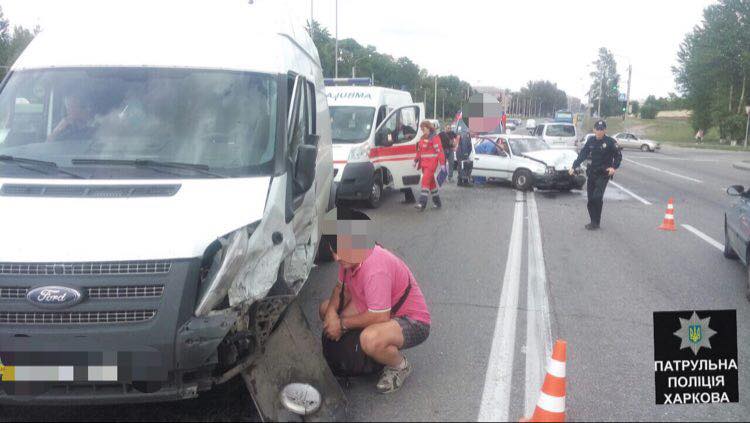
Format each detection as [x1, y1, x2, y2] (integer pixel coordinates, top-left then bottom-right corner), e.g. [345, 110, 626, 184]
[689, 324, 702, 344]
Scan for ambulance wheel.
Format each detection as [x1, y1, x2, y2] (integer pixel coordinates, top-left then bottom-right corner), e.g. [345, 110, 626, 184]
[513, 169, 533, 191]
[365, 174, 383, 209]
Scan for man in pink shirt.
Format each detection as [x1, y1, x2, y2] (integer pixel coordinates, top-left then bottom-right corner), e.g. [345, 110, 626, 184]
[319, 213, 431, 394]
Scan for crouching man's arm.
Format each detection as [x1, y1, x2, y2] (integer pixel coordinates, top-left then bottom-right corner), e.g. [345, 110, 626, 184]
[323, 282, 348, 341]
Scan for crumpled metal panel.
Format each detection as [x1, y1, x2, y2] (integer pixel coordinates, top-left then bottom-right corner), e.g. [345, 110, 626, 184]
[228, 174, 298, 306]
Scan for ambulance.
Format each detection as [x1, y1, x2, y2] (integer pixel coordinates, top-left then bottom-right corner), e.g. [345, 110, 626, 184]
[327, 85, 425, 207]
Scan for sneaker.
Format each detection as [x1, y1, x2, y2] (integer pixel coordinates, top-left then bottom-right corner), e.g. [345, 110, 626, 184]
[376, 357, 412, 394]
[414, 203, 425, 211]
[585, 223, 600, 230]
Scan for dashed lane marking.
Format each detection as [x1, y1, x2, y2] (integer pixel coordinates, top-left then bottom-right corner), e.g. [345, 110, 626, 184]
[623, 158, 703, 183]
[609, 181, 652, 205]
[682, 224, 724, 252]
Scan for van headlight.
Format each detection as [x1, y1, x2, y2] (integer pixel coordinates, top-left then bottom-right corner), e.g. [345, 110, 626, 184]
[348, 144, 370, 162]
[195, 222, 259, 316]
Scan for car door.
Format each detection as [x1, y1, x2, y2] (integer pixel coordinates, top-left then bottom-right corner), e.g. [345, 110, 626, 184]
[471, 139, 511, 180]
[614, 133, 629, 149]
[371, 104, 423, 189]
[727, 194, 750, 263]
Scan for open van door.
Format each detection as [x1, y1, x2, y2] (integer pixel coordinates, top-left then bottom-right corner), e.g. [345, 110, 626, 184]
[371, 103, 424, 189]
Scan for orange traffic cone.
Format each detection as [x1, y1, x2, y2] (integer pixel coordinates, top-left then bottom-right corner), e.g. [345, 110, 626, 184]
[658, 198, 677, 231]
[521, 340, 567, 422]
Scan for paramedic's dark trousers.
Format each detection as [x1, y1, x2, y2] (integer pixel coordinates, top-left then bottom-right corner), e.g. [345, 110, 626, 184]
[586, 171, 609, 225]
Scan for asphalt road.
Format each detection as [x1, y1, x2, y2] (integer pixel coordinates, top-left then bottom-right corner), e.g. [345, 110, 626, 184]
[4, 140, 750, 422]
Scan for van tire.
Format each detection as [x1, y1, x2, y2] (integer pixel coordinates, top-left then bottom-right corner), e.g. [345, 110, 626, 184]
[365, 172, 383, 209]
[513, 169, 533, 191]
[316, 235, 336, 263]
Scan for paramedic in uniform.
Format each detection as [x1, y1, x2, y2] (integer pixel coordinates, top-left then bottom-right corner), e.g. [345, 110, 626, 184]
[414, 120, 445, 211]
[569, 119, 622, 230]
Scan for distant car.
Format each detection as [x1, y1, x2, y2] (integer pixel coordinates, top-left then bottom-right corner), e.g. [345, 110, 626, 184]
[505, 121, 517, 131]
[469, 134, 585, 191]
[525, 119, 537, 134]
[531, 122, 578, 149]
[613, 132, 660, 152]
[723, 185, 750, 301]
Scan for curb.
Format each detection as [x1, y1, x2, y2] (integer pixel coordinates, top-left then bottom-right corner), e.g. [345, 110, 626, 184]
[732, 162, 750, 171]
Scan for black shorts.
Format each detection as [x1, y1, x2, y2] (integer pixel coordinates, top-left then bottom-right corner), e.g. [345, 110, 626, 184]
[395, 317, 430, 350]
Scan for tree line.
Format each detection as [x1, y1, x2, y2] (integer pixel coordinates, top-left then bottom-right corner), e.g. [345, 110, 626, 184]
[0, 7, 37, 81]
[674, 0, 749, 140]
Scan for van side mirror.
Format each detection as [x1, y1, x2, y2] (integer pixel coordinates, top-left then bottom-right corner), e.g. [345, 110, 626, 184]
[294, 144, 317, 194]
[727, 185, 745, 196]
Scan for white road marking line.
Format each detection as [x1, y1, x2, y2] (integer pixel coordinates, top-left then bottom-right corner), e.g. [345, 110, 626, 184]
[623, 158, 703, 183]
[478, 190, 525, 422]
[524, 192, 553, 418]
[627, 155, 718, 162]
[682, 224, 724, 251]
[609, 181, 652, 205]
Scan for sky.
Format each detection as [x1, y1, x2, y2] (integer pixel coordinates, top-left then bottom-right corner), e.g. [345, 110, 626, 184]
[2, 0, 717, 103]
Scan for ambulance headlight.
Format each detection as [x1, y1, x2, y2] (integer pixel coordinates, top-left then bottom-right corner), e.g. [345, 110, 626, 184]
[348, 144, 370, 161]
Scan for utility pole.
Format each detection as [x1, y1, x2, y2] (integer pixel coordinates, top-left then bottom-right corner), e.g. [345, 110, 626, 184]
[744, 105, 750, 149]
[625, 64, 632, 118]
[433, 76, 438, 119]
[597, 67, 604, 118]
[334, 0, 338, 78]
[441, 91, 445, 121]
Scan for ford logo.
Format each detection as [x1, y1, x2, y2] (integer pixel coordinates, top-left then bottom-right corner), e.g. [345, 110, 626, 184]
[26, 286, 83, 309]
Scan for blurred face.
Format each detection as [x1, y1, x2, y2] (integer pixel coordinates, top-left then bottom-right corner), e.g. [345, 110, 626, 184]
[64, 96, 88, 121]
[595, 128, 606, 139]
[332, 234, 372, 269]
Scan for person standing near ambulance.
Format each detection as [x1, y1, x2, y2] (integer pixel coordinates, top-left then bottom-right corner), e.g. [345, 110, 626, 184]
[414, 120, 445, 211]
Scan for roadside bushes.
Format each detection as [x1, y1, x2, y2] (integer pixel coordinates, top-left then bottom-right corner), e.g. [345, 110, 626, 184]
[640, 105, 658, 119]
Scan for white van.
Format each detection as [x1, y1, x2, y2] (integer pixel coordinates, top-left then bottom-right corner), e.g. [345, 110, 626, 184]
[327, 86, 424, 207]
[532, 122, 578, 149]
[0, 1, 335, 406]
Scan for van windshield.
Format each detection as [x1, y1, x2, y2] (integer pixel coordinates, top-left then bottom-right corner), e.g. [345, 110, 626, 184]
[0, 68, 278, 179]
[330, 106, 375, 144]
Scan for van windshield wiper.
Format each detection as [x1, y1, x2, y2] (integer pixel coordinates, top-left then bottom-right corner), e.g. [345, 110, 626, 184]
[70, 158, 228, 178]
[0, 155, 86, 179]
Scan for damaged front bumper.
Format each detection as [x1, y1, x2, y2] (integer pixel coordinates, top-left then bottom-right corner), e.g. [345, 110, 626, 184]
[534, 171, 586, 190]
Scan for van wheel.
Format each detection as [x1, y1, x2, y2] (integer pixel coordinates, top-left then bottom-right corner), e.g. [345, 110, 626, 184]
[641, 144, 651, 152]
[365, 174, 383, 209]
[315, 235, 336, 263]
[724, 221, 738, 259]
[513, 170, 533, 191]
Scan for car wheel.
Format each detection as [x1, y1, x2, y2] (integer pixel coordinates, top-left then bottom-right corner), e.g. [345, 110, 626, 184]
[724, 221, 739, 259]
[641, 144, 651, 152]
[513, 169, 533, 191]
[315, 234, 336, 263]
[365, 174, 383, 209]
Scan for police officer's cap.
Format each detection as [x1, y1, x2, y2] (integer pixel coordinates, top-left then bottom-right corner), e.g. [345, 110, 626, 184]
[594, 120, 607, 130]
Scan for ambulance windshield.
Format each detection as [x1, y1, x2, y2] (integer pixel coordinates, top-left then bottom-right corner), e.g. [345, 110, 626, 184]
[330, 106, 375, 144]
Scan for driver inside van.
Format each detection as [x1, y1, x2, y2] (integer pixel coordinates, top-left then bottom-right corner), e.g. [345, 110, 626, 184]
[47, 93, 96, 142]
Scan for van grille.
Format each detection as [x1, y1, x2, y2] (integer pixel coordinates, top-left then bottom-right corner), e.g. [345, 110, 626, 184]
[0, 287, 27, 299]
[0, 310, 156, 325]
[0, 184, 181, 198]
[0, 261, 171, 276]
[87, 285, 164, 299]
[0, 286, 165, 299]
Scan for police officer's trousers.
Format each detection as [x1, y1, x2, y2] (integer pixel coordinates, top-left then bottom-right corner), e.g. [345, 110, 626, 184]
[586, 172, 610, 225]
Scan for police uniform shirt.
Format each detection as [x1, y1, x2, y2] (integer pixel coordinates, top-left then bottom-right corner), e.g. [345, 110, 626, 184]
[573, 135, 622, 173]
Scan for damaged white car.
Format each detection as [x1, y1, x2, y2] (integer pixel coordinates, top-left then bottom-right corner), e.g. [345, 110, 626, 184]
[0, 1, 340, 415]
[470, 134, 586, 191]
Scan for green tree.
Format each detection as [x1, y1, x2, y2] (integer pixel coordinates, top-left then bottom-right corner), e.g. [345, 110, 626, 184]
[511, 80, 568, 118]
[674, 0, 749, 138]
[0, 6, 38, 80]
[589, 47, 621, 117]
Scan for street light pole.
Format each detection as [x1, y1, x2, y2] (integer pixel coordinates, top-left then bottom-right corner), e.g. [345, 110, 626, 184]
[744, 105, 750, 149]
[434, 76, 438, 119]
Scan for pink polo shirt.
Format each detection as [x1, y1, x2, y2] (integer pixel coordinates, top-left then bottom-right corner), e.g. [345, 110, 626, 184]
[338, 245, 431, 325]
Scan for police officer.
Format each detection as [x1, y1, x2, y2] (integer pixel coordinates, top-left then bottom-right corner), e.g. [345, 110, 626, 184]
[568, 120, 622, 230]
